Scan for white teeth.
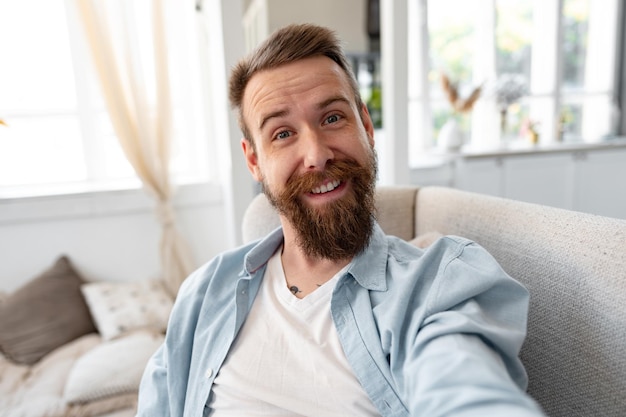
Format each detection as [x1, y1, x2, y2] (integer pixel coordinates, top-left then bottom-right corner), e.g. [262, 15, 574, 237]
[312, 180, 341, 194]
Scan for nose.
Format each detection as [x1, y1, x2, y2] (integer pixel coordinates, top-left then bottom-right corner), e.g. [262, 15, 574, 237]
[302, 128, 334, 170]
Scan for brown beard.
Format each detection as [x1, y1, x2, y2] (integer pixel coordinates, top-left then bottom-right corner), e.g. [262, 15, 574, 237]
[262, 150, 378, 261]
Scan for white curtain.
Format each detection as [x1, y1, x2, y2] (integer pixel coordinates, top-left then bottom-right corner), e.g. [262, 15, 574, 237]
[73, 0, 194, 295]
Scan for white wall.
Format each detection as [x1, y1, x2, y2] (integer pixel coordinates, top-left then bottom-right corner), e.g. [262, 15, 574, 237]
[0, 183, 230, 293]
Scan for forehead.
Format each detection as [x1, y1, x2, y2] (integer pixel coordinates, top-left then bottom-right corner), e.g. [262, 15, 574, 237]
[242, 56, 355, 130]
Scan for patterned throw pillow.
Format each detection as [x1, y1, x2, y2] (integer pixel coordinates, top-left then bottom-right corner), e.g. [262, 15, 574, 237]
[81, 279, 174, 340]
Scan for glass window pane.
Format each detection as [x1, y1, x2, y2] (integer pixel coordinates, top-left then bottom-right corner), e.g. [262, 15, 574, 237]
[561, 0, 589, 90]
[0, 0, 77, 111]
[0, 116, 86, 186]
[102, 134, 136, 180]
[560, 95, 613, 142]
[165, 2, 212, 183]
[427, 0, 480, 148]
[558, 102, 583, 141]
[495, 0, 533, 81]
[427, 0, 476, 92]
[560, 0, 616, 142]
[92, 113, 136, 180]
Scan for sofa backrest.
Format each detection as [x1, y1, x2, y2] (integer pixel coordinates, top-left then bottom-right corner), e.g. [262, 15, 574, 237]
[415, 186, 626, 417]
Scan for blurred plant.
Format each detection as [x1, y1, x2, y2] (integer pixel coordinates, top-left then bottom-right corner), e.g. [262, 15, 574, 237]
[367, 85, 383, 129]
[493, 73, 527, 110]
[440, 72, 482, 114]
[492, 73, 527, 135]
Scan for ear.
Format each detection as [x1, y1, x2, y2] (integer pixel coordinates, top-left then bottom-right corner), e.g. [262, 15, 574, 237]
[241, 138, 262, 182]
[360, 102, 375, 147]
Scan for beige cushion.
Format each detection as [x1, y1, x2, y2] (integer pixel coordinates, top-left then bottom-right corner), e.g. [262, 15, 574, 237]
[66, 393, 137, 417]
[64, 330, 164, 404]
[81, 279, 174, 341]
[0, 256, 97, 365]
[241, 192, 281, 243]
[0, 333, 100, 416]
[373, 186, 418, 241]
[408, 231, 443, 249]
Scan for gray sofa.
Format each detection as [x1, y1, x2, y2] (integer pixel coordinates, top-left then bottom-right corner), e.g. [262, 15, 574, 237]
[242, 185, 626, 417]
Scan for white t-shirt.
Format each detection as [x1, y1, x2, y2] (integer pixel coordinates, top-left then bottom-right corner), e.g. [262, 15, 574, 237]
[208, 248, 380, 416]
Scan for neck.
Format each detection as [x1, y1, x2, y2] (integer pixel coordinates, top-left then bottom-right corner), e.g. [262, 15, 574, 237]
[280, 220, 352, 298]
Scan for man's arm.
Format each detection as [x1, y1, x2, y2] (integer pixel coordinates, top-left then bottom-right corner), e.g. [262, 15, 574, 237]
[400, 239, 546, 416]
[135, 267, 204, 417]
[136, 342, 173, 416]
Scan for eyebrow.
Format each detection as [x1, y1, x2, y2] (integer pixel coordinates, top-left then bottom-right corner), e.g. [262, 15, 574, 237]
[259, 109, 289, 131]
[317, 96, 351, 110]
[257, 96, 352, 131]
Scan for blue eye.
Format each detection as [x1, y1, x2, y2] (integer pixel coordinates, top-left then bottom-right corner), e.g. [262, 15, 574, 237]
[276, 130, 291, 140]
[325, 114, 341, 124]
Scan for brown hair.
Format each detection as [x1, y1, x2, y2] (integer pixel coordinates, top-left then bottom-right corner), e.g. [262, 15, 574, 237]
[228, 23, 363, 145]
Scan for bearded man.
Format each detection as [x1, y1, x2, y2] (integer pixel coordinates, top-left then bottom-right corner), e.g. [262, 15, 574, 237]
[137, 23, 545, 417]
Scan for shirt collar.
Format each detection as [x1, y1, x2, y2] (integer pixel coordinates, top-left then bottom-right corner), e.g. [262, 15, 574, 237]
[243, 226, 285, 275]
[242, 222, 389, 292]
[346, 223, 388, 292]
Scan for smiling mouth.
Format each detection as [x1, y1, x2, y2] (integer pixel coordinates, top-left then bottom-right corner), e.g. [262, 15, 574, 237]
[311, 179, 341, 194]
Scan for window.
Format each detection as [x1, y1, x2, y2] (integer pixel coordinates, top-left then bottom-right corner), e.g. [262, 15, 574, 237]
[0, 0, 211, 197]
[407, 0, 621, 165]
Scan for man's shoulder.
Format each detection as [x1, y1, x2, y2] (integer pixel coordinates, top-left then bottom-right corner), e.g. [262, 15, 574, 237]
[379, 233, 517, 297]
[384, 232, 476, 263]
[178, 241, 257, 297]
[178, 229, 284, 301]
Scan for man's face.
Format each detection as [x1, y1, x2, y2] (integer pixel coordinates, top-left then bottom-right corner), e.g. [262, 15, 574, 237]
[241, 55, 377, 260]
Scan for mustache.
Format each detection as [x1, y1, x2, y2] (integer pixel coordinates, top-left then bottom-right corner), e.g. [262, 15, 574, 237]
[280, 159, 369, 201]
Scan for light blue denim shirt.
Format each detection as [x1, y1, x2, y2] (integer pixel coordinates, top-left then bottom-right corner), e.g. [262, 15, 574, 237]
[137, 223, 545, 417]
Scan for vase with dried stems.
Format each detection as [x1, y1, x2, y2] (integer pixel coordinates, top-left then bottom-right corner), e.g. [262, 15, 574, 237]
[438, 72, 482, 151]
[492, 74, 527, 141]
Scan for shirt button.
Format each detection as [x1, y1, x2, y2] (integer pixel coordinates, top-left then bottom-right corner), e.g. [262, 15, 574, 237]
[205, 368, 213, 378]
